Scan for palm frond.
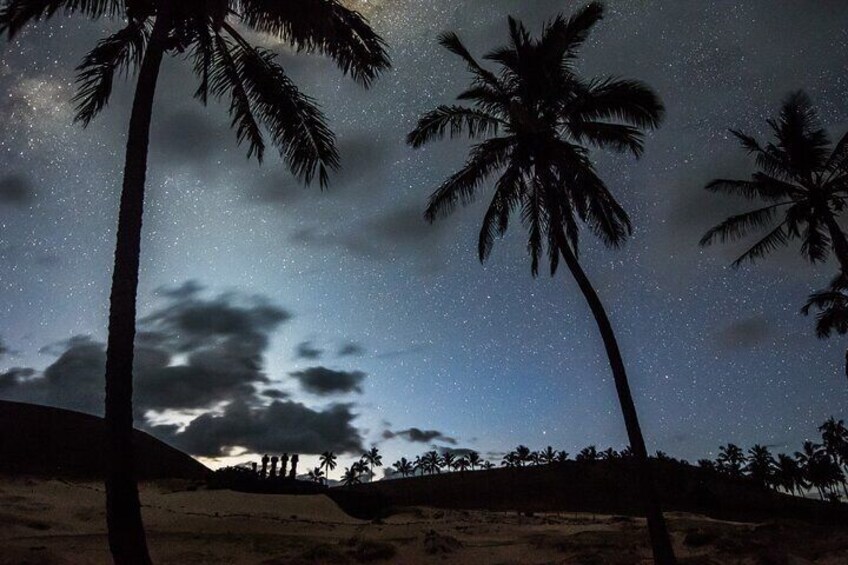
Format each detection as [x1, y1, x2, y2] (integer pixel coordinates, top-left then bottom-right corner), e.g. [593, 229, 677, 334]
[237, 0, 389, 87]
[478, 163, 524, 262]
[730, 222, 790, 267]
[802, 289, 848, 338]
[438, 31, 505, 94]
[571, 77, 664, 130]
[225, 26, 339, 187]
[568, 121, 644, 157]
[700, 204, 787, 247]
[825, 130, 848, 178]
[538, 2, 604, 66]
[424, 136, 514, 222]
[407, 105, 502, 148]
[72, 21, 148, 126]
[705, 176, 802, 202]
[207, 32, 266, 161]
[799, 218, 830, 264]
[0, 0, 119, 38]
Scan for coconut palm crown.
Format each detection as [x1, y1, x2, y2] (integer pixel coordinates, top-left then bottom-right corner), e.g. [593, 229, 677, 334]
[407, 2, 663, 275]
[700, 91, 848, 272]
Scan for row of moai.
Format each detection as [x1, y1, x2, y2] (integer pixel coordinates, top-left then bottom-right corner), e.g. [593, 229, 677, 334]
[252, 453, 300, 480]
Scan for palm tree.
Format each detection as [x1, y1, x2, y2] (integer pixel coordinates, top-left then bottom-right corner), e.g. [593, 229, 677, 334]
[795, 441, 842, 500]
[818, 417, 848, 497]
[803, 277, 848, 384]
[700, 91, 848, 273]
[341, 466, 362, 487]
[600, 448, 619, 461]
[422, 451, 441, 475]
[539, 446, 558, 465]
[1, 2, 388, 561]
[455, 457, 471, 472]
[577, 445, 599, 463]
[774, 453, 806, 496]
[362, 447, 382, 482]
[716, 444, 746, 478]
[467, 450, 481, 470]
[319, 451, 338, 484]
[554, 450, 570, 463]
[745, 445, 776, 489]
[481, 460, 495, 470]
[406, 5, 673, 562]
[307, 467, 325, 485]
[441, 451, 456, 472]
[501, 452, 518, 468]
[393, 457, 413, 478]
[514, 445, 532, 467]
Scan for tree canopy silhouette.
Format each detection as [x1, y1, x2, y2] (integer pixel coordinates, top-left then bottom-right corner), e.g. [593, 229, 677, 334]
[700, 91, 848, 272]
[407, 3, 673, 562]
[0, 1, 388, 562]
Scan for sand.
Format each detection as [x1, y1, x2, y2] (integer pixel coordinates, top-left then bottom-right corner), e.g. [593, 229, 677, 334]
[1, 477, 846, 564]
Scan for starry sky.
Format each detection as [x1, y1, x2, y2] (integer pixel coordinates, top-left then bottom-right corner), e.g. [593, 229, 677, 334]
[1, 0, 847, 474]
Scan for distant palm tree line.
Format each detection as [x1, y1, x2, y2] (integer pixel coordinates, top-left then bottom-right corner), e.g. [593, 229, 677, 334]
[334, 417, 848, 503]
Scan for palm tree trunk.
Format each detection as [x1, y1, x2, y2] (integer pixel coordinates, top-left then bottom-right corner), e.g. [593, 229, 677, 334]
[556, 233, 677, 565]
[104, 14, 168, 565]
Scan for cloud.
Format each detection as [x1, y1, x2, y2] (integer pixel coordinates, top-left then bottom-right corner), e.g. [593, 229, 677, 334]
[715, 316, 773, 349]
[338, 341, 365, 357]
[0, 337, 8, 358]
[382, 427, 456, 445]
[0, 174, 34, 206]
[0, 284, 374, 458]
[290, 366, 366, 396]
[152, 400, 363, 457]
[294, 340, 323, 360]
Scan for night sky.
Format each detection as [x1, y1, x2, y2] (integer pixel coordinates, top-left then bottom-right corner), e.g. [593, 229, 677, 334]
[1, 1, 847, 474]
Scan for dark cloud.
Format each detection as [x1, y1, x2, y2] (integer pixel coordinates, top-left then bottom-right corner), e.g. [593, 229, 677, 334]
[338, 341, 365, 357]
[0, 287, 291, 414]
[153, 400, 363, 457]
[290, 366, 366, 396]
[261, 389, 289, 400]
[0, 174, 34, 206]
[382, 427, 456, 445]
[715, 316, 773, 349]
[294, 340, 323, 360]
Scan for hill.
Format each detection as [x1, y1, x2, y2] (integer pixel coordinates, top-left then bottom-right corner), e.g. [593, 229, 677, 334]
[0, 400, 209, 480]
[344, 459, 848, 524]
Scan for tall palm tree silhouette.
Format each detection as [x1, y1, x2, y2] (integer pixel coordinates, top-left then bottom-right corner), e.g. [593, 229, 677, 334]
[467, 450, 481, 470]
[363, 447, 382, 482]
[745, 445, 776, 489]
[539, 446, 558, 465]
[818, 417, 848, 497]
[700, 91, 848, 272]
[716, 444, 746, 478]
[319, 451, 338, 484]
[774, 453, 806, 496]
[393, 457, 413, 477]
[406, 5, 672, 562]
[0, 2, 388, 561]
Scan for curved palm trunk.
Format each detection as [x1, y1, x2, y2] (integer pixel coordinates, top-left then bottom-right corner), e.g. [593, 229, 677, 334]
[104, 16, 168, 565]
[556, 234, 677, 565]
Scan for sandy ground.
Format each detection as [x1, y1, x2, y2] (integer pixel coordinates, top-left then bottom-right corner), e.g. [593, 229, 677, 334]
[1, 477, 846, 564]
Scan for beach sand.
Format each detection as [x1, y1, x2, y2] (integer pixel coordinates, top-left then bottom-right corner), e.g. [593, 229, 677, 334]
[1, 477, 846, 564]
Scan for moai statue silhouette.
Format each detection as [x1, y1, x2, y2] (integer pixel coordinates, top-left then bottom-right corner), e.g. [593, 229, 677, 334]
[270, 455, 279, 478]
[261, 454, 270, 479]
[280, 453, 289, 479]
[289, 453, 299, 479]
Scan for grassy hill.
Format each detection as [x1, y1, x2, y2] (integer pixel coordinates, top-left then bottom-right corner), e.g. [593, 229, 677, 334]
[0, 400, 209, 480]
[343, 459, 848, 524]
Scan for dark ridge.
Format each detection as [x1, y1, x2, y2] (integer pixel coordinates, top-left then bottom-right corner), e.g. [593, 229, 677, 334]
[0, 400, 209, 480]
[343, 460, 848, 525]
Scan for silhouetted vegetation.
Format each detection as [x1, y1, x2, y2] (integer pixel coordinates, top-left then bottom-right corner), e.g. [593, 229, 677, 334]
[407, 3, 674, 562]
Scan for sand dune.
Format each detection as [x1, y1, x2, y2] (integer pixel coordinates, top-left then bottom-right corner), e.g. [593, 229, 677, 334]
[2, 477, 847, 564]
